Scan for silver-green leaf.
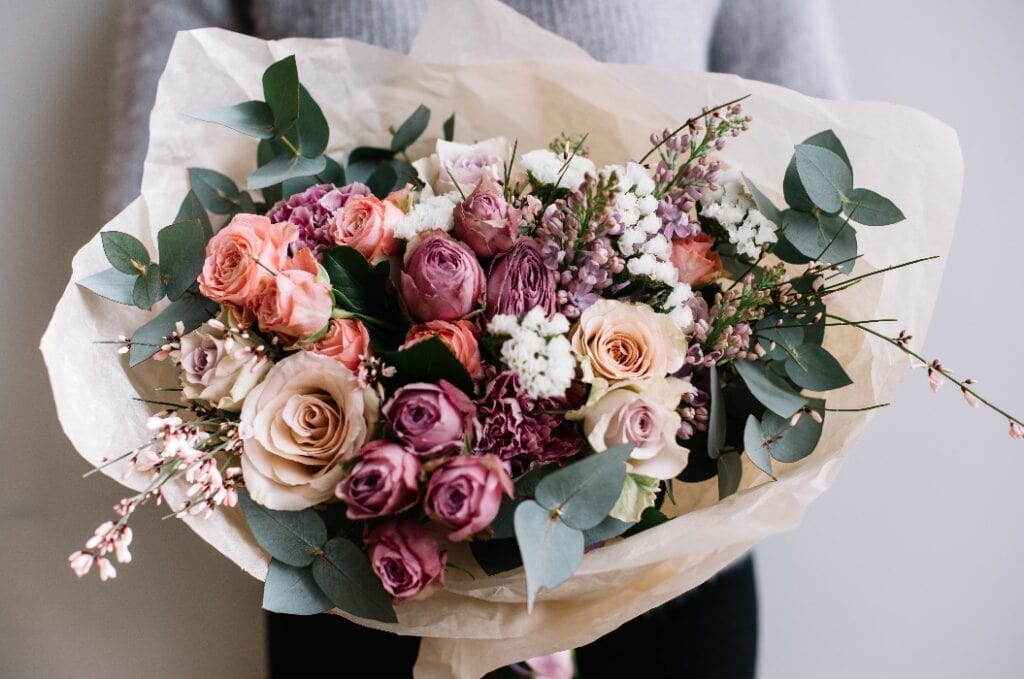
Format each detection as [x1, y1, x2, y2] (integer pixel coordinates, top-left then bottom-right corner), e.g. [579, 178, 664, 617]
[77, 267, 138, 305]
[311, 538, 398, 623]
[734, 359, 807, 418]
[793, 144, 853, 214]
[238, 489, 327, 567]
[262, 559, 332, 615]
[785, 345, 853, 392]
[101, 231, 150, 275]
[514, 500, 584, 611]
[844, 188, 905, 226]
[534, 443, 633, 530]
[742, 415, 776, 479]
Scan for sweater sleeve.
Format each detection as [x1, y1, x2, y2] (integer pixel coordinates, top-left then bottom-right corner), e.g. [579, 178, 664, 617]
[103, 1, 251, 220]
[708, 0, 846, 99]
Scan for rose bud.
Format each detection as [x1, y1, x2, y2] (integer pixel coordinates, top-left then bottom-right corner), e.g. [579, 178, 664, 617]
[251, 249, 333, 343]
[305, 318, 371, 372]
[452, 176, 519, 258]
[402, 320, 484, 379]
[400, 231, 485, 322]
[670, 232, 724, 288]
[423, 454, 513, 541]
[383, 381, 475, 456]
[365, 519, 446, 602]
[335, 441, 422, 519]
[485, 237, 557, 319]
[329, 194, 401, 263]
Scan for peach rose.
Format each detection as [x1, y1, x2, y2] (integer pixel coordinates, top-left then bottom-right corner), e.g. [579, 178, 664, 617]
[402, 320, 483, 379]
[670, 232, 723, 288]
[240, 351, 378, 510]
[198, 214, 296, 311]
[305, 318, 371, 372]
[252, 251, 333, 343]
[570, 299, 687, 383]
[329, 194, 401, 262]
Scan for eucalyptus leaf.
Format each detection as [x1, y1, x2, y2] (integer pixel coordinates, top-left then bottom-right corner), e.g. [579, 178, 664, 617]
[188, 167, 244, 214]
[471, 538, 523, 576]
[443, 113, 455, 141]
[534, 444, 633, 530]
[844, 187, 905, 226]
[311, 538, 398, 623]
[77, 267, 138, 305]
[785, 344, 853, 392]
[391, 104, 430, 152]
[175, 190, 214, 241]
[793, 144, 852, 214]
[761, 398, 825, 463]
[238, 489, 327, 567]
[262, 55, 299, 133]
[514, 500, 584, 611]
[378, 337, 474, 396]
[742, 415, 776, 479]
[190, 100, 275, 139]
[782, 209, 857, 271]
[583, 515, 633, 546]
[262, 559, 332, 615]
[802, 129, 851, 169]
[367, 162, 399, 198]
[101, 231, 150, 275]
[734, 359, 807, 418]
[717, 451, 743, 499]
[771, 232, 813, 265]
[756, 323, 804, 363]
[128, 294, 218, 366]
[707, 364, 726, 459]
[622, 507, 669, 537]
[283, 85, 329, 158]
[248, 153, 328, 191]
[742, 175, 782, 226]
[783, 158, 814, 212]
[132, 263, 164, 309]
[489, 494, 517, 539]
[157, 219, 206, 301]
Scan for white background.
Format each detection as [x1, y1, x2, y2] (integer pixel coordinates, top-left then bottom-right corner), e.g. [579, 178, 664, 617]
[1, 1, 1021, 677]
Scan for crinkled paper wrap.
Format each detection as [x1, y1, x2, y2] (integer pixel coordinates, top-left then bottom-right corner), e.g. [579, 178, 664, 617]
[41, 1, 962, 676]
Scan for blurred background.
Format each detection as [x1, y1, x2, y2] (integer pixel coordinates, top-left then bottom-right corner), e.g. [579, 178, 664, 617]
[2, 1, 1021, 677]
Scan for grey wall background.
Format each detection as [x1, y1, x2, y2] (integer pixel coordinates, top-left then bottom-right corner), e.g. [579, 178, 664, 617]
[1, 1, 1020, 677]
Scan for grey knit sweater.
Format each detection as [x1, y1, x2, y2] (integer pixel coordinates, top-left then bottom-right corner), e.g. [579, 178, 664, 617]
[106, 0, 843, 218]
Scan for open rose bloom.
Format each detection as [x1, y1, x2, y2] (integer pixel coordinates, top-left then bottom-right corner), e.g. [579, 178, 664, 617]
[42, 1, 963, 676]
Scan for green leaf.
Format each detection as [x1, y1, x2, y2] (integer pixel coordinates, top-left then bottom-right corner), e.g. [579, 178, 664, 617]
[132, 263, 164, 309]
[785, 344, 853, 392]
[188, 168, 245, 214]
[443, 113, 455, 141]
[238, 489, 327, 567]
[286, 85, 329, 158]
[534, 444, 633, 531]
[793, 144, 853, 214]
[756, 323, 804, 363]
[742, 416, 776, 479]
[844, 188, 905, 226]
[391, 104, 430, 152]
[366, 162, 399, 198]
[322, 246, 385, 309]
[761, 398, 825, 463]
[311, 537, 398, 623]
[782, 210, 857, 270]
[262, 559, 332, 615]
[783, 158, 814, 212]
[101, 231, 150, 275]
[771, 232, 813, 264]
[346, 146, 395, 184]
[622, 507, 669, 537]
[262, 55, 299, 133]
[717, 451, 743, 499]
[742, 175, 782, 226]
[77, 267, 138, 305]
[489, 494, 517, 539]
[470, 538, 523, 575]
[734, 359, 807, 418]
[583, 515, 633, 546]
[390, 158, 418, 186]
[190, 100, 275, 139]
[707, 364, 727, 460]
[514, 500, 584, 611]
[802, 130, 851, 170]
[378, 336, 474, 396]
[128, 294, 219, 366]
[175, 190, 213, 241]
[158, 220, 206, 301]
[247, 153, 328, 191]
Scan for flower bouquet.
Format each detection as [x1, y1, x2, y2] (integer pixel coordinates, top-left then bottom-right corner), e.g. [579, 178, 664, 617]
[43, 1, 1015, 676]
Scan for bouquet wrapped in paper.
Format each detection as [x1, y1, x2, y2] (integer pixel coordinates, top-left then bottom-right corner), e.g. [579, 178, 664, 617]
[46, 2, 1013, 677]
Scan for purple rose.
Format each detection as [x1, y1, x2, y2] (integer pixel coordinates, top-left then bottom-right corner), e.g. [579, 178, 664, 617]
[335, 441, 422, 519]
[474, 371, 584, 473]
[383, 381, 475, 456]
[366, 519, 446, 601]
[452, 176, 519, 258]
[268, 182, 371, 257]
[400, 231, 485, 322]
[485, 238, 556, 319]
[423, 454, 513, 541]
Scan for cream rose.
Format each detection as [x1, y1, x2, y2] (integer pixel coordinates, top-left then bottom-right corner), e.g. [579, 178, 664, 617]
[240, 352, 378, 510]
[581, 378, 691, 480]
[413, 137, 509, 195]
[570, 299, 687, 383]
[179, 323, 270, 411]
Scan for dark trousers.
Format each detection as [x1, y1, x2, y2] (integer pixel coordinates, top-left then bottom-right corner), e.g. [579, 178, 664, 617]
[267, 555, 757, 678]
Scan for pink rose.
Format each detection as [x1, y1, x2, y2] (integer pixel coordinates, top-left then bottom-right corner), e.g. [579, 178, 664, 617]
[452, 176, 519, 258]
[366, 519, 446, 602]
[423, 454, 513, 541]
[400, 231, 485, 322]
[335, 441, 421, 519]
[485, 238, 556, 320]
[305, 318, 371, 372]
[198, 213, 296, 316]
[382, 381, 475, 456]
[252, 250, 333, 342]
[329, 194, 401, 262]
[402, 320, 484, 379]
[670, 233, 723, 288]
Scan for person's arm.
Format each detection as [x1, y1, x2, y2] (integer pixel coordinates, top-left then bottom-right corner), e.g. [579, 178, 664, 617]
[709, 0, 846, 98]
[104, 1, 251, 219]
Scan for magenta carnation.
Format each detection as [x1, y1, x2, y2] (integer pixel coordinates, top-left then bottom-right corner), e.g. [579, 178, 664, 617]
[267, 182, 371, 257]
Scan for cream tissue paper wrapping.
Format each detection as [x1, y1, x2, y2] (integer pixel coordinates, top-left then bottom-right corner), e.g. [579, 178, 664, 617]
[42, 1, 962, 676]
